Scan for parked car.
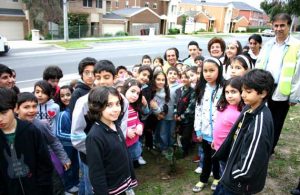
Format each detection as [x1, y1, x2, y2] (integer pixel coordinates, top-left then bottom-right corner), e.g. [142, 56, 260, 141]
[0, 35, 10, 54]
[262, 29, 275, 37]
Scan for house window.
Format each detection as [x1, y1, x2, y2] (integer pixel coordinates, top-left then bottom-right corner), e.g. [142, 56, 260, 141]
[153, 3, 157, 9]
[115, 0, 119, 8]
[125, 0, 129, 8]
[96, 0, 102, 8]
[83, 0, 92, 7]
[171, 5, 176, 15]
[145, 2, 149, 7]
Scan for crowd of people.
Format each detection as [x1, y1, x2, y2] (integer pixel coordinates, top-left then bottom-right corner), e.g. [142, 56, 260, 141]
[0, 13, 300, 195]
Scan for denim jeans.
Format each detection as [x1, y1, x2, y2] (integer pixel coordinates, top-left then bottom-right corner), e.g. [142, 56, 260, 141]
[128, 141, 142, 161]
[214, 183, 239, 195]
[62, 146, 79, 191]
[156, 120, 176, 151]
[78, 156, 93, 195]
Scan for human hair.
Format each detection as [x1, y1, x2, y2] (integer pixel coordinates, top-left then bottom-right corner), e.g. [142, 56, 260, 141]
[163, 47, 179, 61]
[195, 57, 224, 104]
[138, 65, 153, 80]
[87, 86, 123, 122]
[142, 55, 152, 63]
[188, 41, 200, 49]
[241, 69, 274, 100]
[186, 66, 197, 74]
[78, 57, 97, 76]
[34, 80, 52, 100]
[272, 13, 292, 26]
[17, 92, 38, 108]
[233, 54, 253, 70]
[248, 34, 262, 45]
[121, 79, 143, 112]
[166, 66, 179, 75]
[150, 71, 170, 103]
[194, 55, 205, 62]
[94, 60, 116, 76]
[207, 37, 226, 54]
[132, 64, 141, 71]
[0, 64, 12, 76]
[0, 88, 17, 112]
[181, 69, 189, 79]
[153, 57, 164, 66]
[224, 40, 243, 71]
[58, 85, 74, 110]
[116, 65, 127, 74]
[42, 65, 63, 80]
[217, 77, 244, 112]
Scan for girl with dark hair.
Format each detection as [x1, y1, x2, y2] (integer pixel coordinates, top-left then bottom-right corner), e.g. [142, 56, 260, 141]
[58, 85, 74, 111]
[230, 54, 253, 78]
[223, 40, 242, 79]
[86, 87, 137, 195]
[34, 80, 60, 133]
[248, 34, 262, 64]
[193, 57, 224, 192]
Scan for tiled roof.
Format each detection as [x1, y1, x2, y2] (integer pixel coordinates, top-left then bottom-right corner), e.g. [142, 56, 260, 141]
[112, 7, 145, 17]
[229, 1, 262, 13]
[103, 12, 126, 20]
[0, 8, 25, 16]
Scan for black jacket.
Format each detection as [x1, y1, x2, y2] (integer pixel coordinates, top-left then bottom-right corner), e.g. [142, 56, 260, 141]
[69, 81, 91, 113]
[213, 102, 274, 194]
[86, 121, 137, 195]
[0, 119, 53, 195]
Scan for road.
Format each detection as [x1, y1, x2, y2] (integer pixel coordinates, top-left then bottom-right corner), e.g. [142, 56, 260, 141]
[0, 34, 267, 91]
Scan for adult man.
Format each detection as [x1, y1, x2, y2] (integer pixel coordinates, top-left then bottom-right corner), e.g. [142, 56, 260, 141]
[256, 13, 300, 153]
[0, 64, 13, 89]
[163, 47, 179, 72]
[183, 41, 202, 67]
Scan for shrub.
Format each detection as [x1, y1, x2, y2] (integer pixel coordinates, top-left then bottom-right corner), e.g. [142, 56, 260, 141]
[247, 26, 270, 33]
[168, 28, 180, 35]
[115, 31, 128, 36]
[104, 33, 113, 37]
[24, 33, 32, 40]
[68, 13, 89, 38]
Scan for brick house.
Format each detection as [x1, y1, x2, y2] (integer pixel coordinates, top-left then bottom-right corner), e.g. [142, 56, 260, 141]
[0, 0, 28, 40]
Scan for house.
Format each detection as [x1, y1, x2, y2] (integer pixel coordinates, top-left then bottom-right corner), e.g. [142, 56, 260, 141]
[0, 0, 28, 40]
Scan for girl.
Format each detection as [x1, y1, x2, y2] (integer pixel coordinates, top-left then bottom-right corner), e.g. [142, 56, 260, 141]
[224, 40, 242, 79]
[212, 77, 244, 173]
[34, 80, 60, 133]
[58, 85, 73, 111]
[193, 57, 224, 192]
[86, 87, 137, 195]
[230, 54, 253, 78]
[121, 79, 145, 167]
[186, 66, 198, 88]
[153, 57, 164, 67]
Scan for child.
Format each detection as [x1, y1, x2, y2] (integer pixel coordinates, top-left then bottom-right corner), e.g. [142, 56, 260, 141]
[58, 85, 73, 111]
[153, 57, 164, 68]
[34, 80, 60, 133]
[230, 54, 253, 78]
[0, 88, 53, 195]
[132, 64, 142, 78]
[86, 87, 137, 195]
[141, 55, 152, 66]
[193, 57, 224, 192]
[174, 69, 196, 156]
[0, 63, 13, 89]
[194, 55, 205, 68]
[69, 57, 97, 113]
[213, 69, 275, 195]
[42, 65, 63, 102]
[15, 92, 72, 195]
[212, 77, 244, 173]
[186, 66, 198, 89]
[121, 79, 145, 167]
[116, 65, 129, 82]
[224, 40, 242, 79]
[137, 65, 153, 89]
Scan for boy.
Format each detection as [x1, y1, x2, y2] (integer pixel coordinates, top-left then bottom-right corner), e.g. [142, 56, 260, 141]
[132, 64, 141, 78]
[0, 64, 13, 89]
[69, 57, 97, 113]
[71, 60, 130, 195]
[0, 88, 53, 195]
[43, 65, 63, 102]
[116, 65, 129, 82]
[183, 41, 202, 67]
[213, 69, 275, 195]
[141, 55, 152, 66]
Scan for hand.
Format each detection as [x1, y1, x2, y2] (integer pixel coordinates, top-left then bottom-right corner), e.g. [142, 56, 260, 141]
[211, 142, 215, 150]
[136, 124, 143, 136]
[197, 136, 203, 142]
[150, 100, 158, 109]
[177, 116, 181, 121]
[289, 102, 297, 106]
[174, 114, 178, 121]
[127, 128, 136, 139]
[64, 162, 71, 170]
[157, 113, 165, 120]
[142, 96, 148, 106]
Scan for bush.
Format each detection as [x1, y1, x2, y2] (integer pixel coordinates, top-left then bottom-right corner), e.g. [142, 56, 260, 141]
[24, 33, 32, 40]
[168, 28, 180, 35]
[104, 33, 113, 37]
[115, 31, 128, 36]
[68, 13, 89, 38]
[247, 26, 270, 33]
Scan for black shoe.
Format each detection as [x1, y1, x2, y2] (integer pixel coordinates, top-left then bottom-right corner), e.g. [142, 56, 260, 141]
[133, 160, 140, 168]
[291, 189, 300, 195]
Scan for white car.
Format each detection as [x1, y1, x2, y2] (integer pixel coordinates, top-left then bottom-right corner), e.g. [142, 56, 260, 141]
[262, 29, 275, 37]
[0, 35, 10, 54]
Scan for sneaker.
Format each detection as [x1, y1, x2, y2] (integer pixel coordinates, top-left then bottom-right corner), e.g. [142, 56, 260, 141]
[192, 181, 206, 192]
[126, 189, 135, 195]
[192, 155, 200, 163]
[194, 166, 202, 174]
[211, 179, 219, 191]
[66, 186, 79, 193]
[138, 156, 147, 165]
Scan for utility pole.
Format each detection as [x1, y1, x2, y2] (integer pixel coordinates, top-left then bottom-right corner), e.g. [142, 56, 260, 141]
[63, 0, 69, 42]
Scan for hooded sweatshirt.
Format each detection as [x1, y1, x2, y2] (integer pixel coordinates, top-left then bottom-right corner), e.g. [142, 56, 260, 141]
[36, 99, 60, 133]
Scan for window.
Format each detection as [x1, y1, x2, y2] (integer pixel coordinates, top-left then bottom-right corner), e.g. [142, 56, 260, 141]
[83, 0, 92, 7]
[96, 0, 102, 8]
[171, 5, 176, 15]
[145, 2, 149, 7]
[115, 0, 119, 8]
[125, 1, 129, 8]
[153, 3, 157, 9]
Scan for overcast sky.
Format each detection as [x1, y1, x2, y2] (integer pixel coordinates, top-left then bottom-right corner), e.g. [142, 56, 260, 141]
[209, 0, 264, 10]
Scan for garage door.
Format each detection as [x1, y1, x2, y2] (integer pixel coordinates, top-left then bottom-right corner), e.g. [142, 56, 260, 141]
[0, 21, 24, 40]
[102, 24, 125, 36]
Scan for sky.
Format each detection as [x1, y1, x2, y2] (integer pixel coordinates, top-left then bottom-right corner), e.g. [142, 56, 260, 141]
[210, 0, 264, 10]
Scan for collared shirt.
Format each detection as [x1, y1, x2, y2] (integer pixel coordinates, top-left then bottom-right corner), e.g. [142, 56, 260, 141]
[265, 36, 290, 83]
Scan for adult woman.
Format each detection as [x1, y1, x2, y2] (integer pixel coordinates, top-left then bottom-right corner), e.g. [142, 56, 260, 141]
[207, 37, 226, 63]
[247, 34, 262, 65]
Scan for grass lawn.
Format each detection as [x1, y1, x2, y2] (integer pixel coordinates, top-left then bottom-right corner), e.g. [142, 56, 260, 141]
[134, 105, 300, 195]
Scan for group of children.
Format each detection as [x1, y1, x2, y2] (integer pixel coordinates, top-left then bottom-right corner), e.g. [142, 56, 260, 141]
[0, 38, 277, 195]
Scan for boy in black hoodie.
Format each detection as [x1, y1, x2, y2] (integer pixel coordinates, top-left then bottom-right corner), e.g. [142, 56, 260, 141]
[213, 69, 274, 195]
[0, 88, 53, 195]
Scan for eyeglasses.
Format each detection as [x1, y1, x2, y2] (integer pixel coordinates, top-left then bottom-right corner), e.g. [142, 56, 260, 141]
[83, 71, 94, 76]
